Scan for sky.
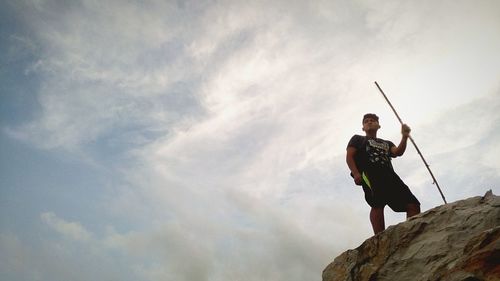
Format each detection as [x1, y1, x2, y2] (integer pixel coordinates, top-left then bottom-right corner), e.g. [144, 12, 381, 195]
[1, 0, 499, 280]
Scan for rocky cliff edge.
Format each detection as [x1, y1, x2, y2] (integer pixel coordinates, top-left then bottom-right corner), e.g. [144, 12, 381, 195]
[323, 191, 500, 281]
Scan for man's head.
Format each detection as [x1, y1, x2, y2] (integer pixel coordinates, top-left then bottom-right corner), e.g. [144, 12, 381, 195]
[362, 113, 381, 133]
[362, 113, 379, 124]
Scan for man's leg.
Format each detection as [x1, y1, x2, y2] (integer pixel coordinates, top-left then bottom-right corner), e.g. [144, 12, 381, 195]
[406, 203, 420, 219]
[370, 207, 385, 234]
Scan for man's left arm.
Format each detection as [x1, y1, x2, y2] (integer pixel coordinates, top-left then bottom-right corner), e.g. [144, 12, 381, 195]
[391, 124, 411, 157]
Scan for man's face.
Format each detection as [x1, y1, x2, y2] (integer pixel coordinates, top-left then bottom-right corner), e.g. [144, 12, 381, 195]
[362, 117, 380, 132]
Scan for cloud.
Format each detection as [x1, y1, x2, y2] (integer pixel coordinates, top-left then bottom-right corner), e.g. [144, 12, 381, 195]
[40, 212, 93, 242]
[0, 226, 137, 281]
[5, 0, 206, 151]
[415, 92, 500, 201]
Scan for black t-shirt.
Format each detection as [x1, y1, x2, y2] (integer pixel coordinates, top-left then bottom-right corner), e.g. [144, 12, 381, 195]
[347, 135, 396, 173]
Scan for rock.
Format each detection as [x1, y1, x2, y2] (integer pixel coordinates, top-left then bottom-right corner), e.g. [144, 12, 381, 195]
[322, 190, 500, 281]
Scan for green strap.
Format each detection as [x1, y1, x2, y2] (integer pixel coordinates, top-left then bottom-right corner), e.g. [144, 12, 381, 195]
[362, 172, 372, 189]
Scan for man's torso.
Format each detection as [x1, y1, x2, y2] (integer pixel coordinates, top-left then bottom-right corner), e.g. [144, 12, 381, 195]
[347, 135, 395, 173]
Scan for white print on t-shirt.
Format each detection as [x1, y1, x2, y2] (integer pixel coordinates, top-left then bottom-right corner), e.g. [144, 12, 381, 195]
[366, 139, 391, 166]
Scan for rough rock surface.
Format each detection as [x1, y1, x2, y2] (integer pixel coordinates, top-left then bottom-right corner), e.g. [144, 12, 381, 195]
[323, 191, 500, 281]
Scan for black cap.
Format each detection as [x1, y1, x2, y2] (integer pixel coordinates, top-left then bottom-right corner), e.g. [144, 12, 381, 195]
[362, 113, 379, 123]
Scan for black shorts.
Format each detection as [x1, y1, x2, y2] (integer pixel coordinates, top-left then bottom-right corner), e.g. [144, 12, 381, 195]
[360, 168, 420, 212]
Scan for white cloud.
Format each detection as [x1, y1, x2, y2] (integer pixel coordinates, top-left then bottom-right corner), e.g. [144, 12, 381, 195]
[40, 212, 93, 242]
[6, 0, 205, 151]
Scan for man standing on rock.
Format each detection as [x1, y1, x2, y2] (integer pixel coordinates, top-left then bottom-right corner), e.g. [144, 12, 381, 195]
[346, 113, 421, 234]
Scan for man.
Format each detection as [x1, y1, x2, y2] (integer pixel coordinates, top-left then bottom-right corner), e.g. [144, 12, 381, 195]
[346, 113, 420, 235]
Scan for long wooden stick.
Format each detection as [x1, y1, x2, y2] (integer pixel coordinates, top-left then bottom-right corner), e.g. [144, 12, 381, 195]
[374, 81, 447, 204]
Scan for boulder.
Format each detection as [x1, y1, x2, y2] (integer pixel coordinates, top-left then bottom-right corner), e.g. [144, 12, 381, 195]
[323, 191, 500, 281]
